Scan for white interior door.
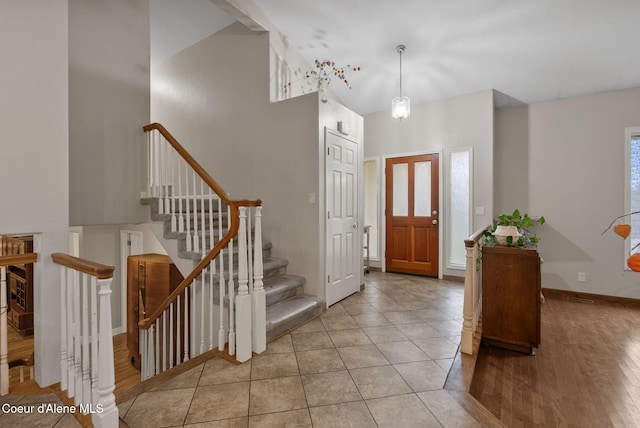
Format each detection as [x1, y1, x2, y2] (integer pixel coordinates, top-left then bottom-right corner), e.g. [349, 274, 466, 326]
[326, 128, 360, 306]
[120, 230, 143, 335]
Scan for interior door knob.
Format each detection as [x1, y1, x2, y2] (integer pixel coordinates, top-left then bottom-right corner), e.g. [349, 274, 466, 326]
[353, 222, 359, 229]
[432, 219, 438, 225]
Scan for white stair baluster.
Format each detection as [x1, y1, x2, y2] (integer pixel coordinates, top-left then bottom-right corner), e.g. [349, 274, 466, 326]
[183, 287, 189, 362]
[236, 206, 252, 362]
[176, 295, 181, 366]
[228, 220, 235, 355]
[192, 173, 199, 254]
[169, 302, 174, 369]
[155, 131, 163, 213]
[247, 208, 253, 294]
[162, 311, 167, 373]
[200, 269, 206, 354]
[147, 132, 153, 198]
[217, 197, 226, 352]
[73, 269, 82, 405]
[81, 273, 91, 407]
[185, 167, 192, 252]
[191, 282, 196, 357]
[92, 276, 118, 428]
[201, 179, 206, 256]
[66, 267, 75, 398]
[90, 275, 98, 403]
[170, 149, 177, 232]
[177, 159, 184, 233]
[163, 138, 170, 215]
[252, 206, 266, 354]
[155, 319, 160, 375]
[209, 259, 215, 350]
[208, 190, 215, 350]
[59, 265, 67, 393]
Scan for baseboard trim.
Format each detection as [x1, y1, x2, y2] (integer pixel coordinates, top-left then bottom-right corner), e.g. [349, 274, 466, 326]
[443, 275, 464, 283]
[542, 288, 640, 306]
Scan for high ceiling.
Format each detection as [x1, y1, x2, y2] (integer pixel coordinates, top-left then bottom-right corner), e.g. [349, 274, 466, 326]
[152, 0, 640, 115]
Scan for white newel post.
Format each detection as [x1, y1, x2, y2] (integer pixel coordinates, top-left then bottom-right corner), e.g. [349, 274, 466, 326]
[460, 242, 475, 355]
[1, 266, 8, 396]
[235, 207, 252, 362]
[93, 277, 118, 428]
[252, 206, 266, 354]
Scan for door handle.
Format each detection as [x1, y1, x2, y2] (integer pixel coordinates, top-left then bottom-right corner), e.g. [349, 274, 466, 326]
[432, 210, 438, 216]
[353, 222, 359, 229]
[432, 219, 438, 225]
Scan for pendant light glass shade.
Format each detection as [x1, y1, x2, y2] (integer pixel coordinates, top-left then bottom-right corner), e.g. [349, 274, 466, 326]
[392, 44, 410, 120]
[392, 95, 410, 120]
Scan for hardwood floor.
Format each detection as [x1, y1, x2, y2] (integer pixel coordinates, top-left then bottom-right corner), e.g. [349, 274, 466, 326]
[6, 327, 142, 397]
[470, 290, 640, 427]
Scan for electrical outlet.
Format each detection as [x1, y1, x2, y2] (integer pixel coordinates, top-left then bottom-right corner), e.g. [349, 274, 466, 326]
[578, 272, 586, 282]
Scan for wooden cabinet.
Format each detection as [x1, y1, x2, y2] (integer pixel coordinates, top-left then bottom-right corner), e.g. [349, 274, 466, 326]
[481, 245, 540, 354]
[127, 254, 183, 368]
[2, 236, 34, 336]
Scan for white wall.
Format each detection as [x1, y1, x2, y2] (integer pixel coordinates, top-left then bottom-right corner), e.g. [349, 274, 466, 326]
[496, 87, 640, 299]
[363, 90, 494, 277]
[0, 1, 70, 387]
[152, 23, 330, 297]
[69, 0, 150, 226]
[494, 105, 530, 213]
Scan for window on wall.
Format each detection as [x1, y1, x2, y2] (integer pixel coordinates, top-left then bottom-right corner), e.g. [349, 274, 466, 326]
[364, 159, 379, 260]
[626, 127, 640, 261]
[447, 148, 472, 268]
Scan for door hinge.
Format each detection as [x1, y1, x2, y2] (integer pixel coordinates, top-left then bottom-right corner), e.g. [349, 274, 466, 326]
[327, 211, 330, 219]
[328, 147, 330, 156]
[328, 275, 330, 283]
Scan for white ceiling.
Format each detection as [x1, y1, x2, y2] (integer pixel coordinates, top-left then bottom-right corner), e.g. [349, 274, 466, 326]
[152, 0, 640, 115]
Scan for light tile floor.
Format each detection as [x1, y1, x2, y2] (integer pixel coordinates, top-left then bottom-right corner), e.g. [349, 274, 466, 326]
[0, 271, 482, 427]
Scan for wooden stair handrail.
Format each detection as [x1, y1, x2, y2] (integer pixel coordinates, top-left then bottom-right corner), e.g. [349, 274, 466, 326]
[465, 224, 492, 248]
[143, 122, 233, 206]
[51, 253, 115, 280]
[0, 253, 38, 267]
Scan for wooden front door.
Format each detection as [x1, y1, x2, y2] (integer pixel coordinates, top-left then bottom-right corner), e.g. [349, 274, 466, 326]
[385, 154, 439, 276]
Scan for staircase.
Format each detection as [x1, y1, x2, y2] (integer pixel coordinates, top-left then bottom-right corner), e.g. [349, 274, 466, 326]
[142, 196, 323, 345]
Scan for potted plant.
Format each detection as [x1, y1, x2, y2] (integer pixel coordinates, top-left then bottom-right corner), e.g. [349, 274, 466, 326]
[485, 209, 545, 247]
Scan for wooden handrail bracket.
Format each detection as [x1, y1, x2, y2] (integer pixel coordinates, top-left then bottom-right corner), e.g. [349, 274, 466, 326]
[51, 253, 115, 279]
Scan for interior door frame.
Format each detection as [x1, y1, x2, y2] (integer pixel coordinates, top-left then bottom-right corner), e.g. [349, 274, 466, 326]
[381, 149, 443, 278]
[119, 230, 143, 335]
[324, 127, 363, 306]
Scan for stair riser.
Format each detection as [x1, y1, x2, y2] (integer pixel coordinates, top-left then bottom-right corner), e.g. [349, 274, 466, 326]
[266, 303, 323, 342]
[266, 284, 303, 306]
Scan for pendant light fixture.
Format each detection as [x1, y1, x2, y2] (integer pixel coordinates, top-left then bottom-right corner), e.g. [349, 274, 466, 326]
[392, 44, 410, 120]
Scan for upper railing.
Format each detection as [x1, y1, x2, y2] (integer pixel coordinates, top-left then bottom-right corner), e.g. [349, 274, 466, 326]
[0, 253, 38, 397]
[51, 253, 118, 428]
[460, 225, 491, 355]
[139, 124, 265, 379]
